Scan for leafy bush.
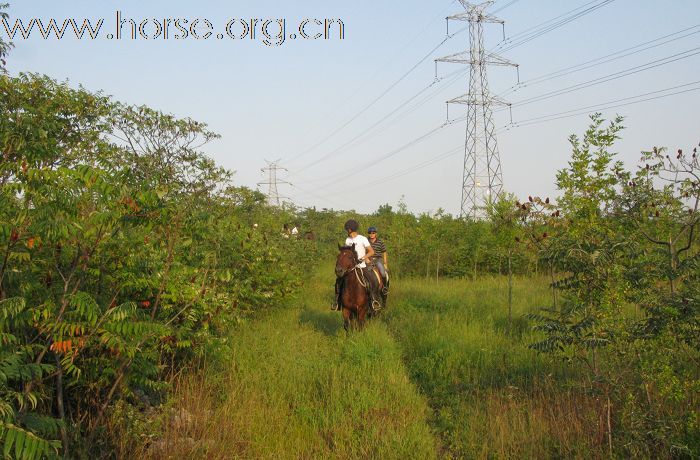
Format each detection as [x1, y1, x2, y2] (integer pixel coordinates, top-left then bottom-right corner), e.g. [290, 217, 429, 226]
[0, 73, 312, 457]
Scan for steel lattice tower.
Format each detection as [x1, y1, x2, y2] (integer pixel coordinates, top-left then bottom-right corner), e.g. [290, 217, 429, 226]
[437, 1, 517, 219]
[258, 160, 290, 206]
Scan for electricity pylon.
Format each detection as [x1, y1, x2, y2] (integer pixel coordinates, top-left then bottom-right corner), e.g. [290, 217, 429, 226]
[258, 160, 290, 206]
[437, 0, 518, 219]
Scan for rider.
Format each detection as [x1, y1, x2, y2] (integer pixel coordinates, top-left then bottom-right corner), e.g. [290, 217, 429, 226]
[367, 226, 389, 293]
[332, 219, 382, 312]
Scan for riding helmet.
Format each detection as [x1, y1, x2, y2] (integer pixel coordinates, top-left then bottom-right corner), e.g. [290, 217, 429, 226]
[344, 219, 359, 232]
[367, 226, 377, 233]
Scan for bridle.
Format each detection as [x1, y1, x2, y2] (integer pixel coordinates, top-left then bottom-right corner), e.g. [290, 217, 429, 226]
[336, 251, 367, 287]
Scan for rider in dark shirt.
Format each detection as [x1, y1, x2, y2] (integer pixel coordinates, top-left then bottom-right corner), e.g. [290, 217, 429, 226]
[367, 226, 389, 291]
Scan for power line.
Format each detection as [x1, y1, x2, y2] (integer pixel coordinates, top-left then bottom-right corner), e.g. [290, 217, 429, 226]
[507, 46, 700, 109]
[502, 79, 700, 128]
[285, 1, 461, 162]
[499, 24, 700, 97]
[494, 0, 616, 53]
[287, 183, 346, 210]
[294, 67, 469, 176]
[313, 121, 455, 190]
[285, 28, 466, 167]
[491, 0, 523, 15]
[359, 145, 463, 189]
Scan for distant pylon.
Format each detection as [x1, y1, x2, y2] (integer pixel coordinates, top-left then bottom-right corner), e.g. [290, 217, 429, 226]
[437, 0, 518, 219]
[258, 160, 290, 206]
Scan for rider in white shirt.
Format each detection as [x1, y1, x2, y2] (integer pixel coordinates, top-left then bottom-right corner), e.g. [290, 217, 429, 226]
[345, 234, 371, 268]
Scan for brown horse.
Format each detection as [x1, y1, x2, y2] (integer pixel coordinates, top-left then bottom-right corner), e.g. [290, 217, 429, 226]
[335, 244, 383, 331]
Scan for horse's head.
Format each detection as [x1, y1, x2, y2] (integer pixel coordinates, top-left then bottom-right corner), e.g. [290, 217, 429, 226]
[335, 243, 357, 278]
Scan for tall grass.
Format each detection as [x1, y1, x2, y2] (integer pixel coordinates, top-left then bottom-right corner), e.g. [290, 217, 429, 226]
[140, 269, 438, 459]
[385, 276, 613, 458]
[137, 271, 654, 459]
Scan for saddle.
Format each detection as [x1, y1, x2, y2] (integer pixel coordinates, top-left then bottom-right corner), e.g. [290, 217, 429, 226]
[361, 266, 383, 289]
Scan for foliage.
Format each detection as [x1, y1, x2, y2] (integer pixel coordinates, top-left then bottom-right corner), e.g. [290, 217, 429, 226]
[522, 114, 699, 456]
[0, 3, 12, 73]
[0, 73, 313, 457]
[526, 115, 629, 371]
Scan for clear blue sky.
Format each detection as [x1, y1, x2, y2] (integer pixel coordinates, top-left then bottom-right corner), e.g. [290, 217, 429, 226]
[4, 0, 700, 215]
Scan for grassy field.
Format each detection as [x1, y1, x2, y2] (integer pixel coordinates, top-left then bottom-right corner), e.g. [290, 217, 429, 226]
[385, 278, 608, 458]
[138, 269, 617, 459]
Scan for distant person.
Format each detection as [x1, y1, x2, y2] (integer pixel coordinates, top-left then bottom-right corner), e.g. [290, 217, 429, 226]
[367, 226, 389, 292]
[282, 223, 290, 239]
[291, 224, 299, 237]
[332, 219, 382, 312]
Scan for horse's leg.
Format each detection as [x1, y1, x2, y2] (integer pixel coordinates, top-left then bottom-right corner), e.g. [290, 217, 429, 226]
[350, 309, 358, 331]
[358, 306, 367, 329]
[342, 307, 351, 333]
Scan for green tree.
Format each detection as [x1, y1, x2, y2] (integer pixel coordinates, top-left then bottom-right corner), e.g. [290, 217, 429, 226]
[488, 193, 524, 332]
[0, 73, 309, 457]
[0, 3, 12, 73]
[528, 114, 629, 374]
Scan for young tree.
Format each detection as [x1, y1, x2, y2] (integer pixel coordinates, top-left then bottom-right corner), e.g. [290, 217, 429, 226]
[528, 114, 629, 375]
[487, 193, 522, 331]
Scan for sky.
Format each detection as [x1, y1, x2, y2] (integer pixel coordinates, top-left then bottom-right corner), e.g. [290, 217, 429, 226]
[4, 0, 700, 215]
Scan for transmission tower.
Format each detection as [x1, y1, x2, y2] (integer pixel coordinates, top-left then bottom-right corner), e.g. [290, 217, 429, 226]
[257, 160, 290, 206]
[437, 0, 518, 219]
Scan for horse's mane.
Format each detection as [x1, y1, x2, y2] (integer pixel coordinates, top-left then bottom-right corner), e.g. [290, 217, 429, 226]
[339, 245, 355, 251]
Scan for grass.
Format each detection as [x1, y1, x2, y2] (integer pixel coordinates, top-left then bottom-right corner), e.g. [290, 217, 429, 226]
[141, 268, 438, 459]
[137, 270, 646, 459]
[385, 277, 610, 458]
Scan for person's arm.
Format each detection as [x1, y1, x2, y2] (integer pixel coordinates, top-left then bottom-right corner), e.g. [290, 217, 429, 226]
[364, 245, 375, 262]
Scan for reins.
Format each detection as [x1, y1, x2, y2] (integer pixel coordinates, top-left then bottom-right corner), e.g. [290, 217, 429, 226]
[337, 257, 367, 287]
[353, 265, 367, 287]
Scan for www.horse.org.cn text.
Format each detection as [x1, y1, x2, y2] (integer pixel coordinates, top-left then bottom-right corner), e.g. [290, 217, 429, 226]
[1, 11, 346, 47]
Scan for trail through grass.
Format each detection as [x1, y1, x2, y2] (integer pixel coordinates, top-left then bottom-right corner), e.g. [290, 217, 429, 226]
[142, 270, 614, 459]
[144, 269, 438, 459]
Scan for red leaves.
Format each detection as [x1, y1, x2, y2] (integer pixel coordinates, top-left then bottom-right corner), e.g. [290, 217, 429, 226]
[120, 196, 141, 213]
[50, 340, 73, 353]
[50, 338, 86, 354]
[10, 229, 19, 242]
[140, 300, 151, 308]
